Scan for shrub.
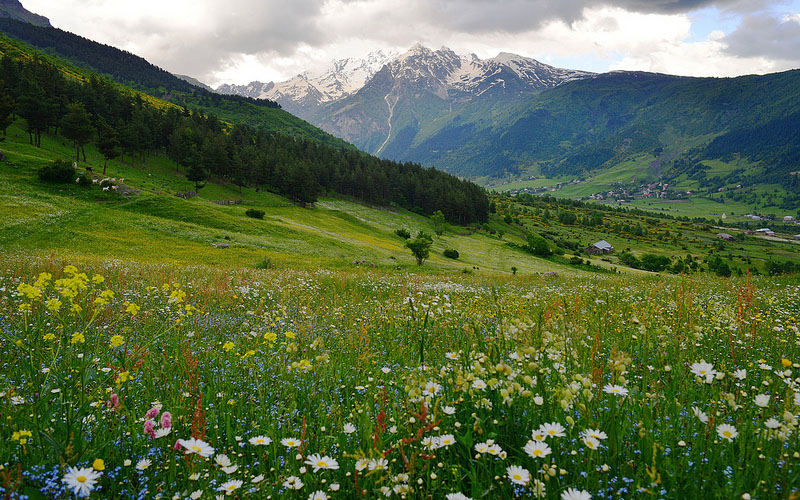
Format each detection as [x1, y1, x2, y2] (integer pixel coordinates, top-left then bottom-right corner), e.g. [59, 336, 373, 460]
[255, 256, 273, 269]
[394, 228, 411, 239]
[245, 208, 265, 219]
[525, 233, 551, 256]
[406, 237, 432, 265]
[76, 174, 92, 187]
[38, 160, 76, 184]
[569, 256, 583, 266]
[443, 249, 459, 259]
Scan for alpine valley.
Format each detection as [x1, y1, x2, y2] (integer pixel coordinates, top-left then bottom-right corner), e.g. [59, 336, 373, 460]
[219, 44, 800, 210]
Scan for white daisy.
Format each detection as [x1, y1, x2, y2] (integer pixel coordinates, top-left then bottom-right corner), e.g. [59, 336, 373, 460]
[717, 423, 738, 441]
[62, 466, 101, 497]
[180, 438, 215, 458]
[249, 435, 272, 446]
[561, 487, 592, 500]
[524, 440, 552, 459]
[281, 437, 302, 448]
[283, 476, 304, 490]
[217, 479, 243, 495]
[308, 491, 327, 500]
[304, 453, 339, 472]
[506, 465, 530, 485]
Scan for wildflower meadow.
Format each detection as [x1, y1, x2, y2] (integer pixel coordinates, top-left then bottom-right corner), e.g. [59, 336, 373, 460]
[1, 258, 799, 499]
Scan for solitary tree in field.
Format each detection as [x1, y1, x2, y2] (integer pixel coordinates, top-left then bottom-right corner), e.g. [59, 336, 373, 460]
[431, 210, 446, 236]
[61, 103, 94, 162]
[406, 236, 432, 265]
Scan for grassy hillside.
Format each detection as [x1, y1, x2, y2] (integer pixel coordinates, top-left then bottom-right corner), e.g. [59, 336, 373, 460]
[0, 120, 565, 275]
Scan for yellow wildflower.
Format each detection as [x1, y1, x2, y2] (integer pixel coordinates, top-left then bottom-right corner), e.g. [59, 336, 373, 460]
[116, 371, 131, 384]
[285, 330, 296, 340]
[110, 335, 125, 348]
[11, 430, 32, 445]
[92, 274, 105, 285]
[781, 358, 792, 368]
[43, 333, 56, 342]
[92, 459, 105, 471]
[46, 298, 62, 312]
[125, 302, 140, 316]
[70, 332, 86, 344]
[17, 283, 42, 300]
[223, 341, 234, 352]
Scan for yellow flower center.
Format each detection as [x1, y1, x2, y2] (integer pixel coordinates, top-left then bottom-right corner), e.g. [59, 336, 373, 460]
[77, 475, 87, 483]
[723, 431, 732, 437]
[534, 450, 542, 456]
[191, 446, 201, 452]
[317, 461, 327, 467]
[227, 485, 237, 490]
[513, 474, 522, 480]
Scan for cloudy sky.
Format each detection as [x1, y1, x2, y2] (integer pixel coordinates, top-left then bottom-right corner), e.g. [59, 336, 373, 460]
[23, 0, 800, 87]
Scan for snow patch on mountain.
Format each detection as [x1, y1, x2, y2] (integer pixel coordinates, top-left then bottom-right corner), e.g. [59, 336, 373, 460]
[216, 50, 398, 106]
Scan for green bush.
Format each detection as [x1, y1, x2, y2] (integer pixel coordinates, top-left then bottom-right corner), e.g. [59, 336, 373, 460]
[38, 160, 76, 184]
[76, 174, 92, 187]
[245, 208, 265, 219]
[443, 249, 459, 259]
[524, 233, 551, 256]
[394, 228, 411, 239]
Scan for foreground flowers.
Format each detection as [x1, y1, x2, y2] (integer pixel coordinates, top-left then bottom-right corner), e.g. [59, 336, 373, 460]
[717, 424, 739, 441]
[62, 467, 102, 497]
[179, 438, 215, 458]
[507, 465, 530, 485]
[562, 488, 592, 500]
[305, 453, 340, 472]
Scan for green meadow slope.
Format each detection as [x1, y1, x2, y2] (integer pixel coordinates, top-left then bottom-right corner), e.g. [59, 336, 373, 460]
[0, 121, 571, 275]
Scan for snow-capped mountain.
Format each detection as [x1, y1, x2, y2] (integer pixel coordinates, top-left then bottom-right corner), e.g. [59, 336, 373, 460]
[311, 44, 594, 157]
[216, 50, 398, 119]
[219, 43, 593, 163]
[384, 44, 591, 98]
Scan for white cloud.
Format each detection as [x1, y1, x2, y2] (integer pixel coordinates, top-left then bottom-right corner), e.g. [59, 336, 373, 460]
[21, 0, 800, 86]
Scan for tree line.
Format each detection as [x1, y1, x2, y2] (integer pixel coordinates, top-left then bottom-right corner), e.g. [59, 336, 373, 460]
[0, 54, 488, 223]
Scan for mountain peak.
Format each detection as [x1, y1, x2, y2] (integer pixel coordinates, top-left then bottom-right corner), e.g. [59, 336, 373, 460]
[0, 0, 50, 27]
[402, 43, 433, 59]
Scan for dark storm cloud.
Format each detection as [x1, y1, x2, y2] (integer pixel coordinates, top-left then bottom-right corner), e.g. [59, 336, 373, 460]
[425, 0, 734, 33]
[723, 12, 800, 60]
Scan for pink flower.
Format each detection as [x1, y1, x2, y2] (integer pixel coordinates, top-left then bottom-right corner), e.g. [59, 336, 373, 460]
[109, 394, 119, 408]
[145, 406, 160, 419]
[161, 411, 172, 429]
[174, 439, 183, 450]
[144, 419, 156, 439]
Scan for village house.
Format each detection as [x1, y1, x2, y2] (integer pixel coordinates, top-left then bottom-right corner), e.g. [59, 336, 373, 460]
[586, 240, 614, 254]
[717, 233, 736, 241]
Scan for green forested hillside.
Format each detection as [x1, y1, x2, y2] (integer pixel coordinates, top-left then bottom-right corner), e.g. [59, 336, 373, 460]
[0, 19, 354, 149]
[400, 70, 800, 185]
[0, 36, 488, 223]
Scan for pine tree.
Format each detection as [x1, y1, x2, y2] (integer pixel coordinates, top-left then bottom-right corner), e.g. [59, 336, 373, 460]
[61, 103, 94, 162]
[96, 120, 120, 175]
